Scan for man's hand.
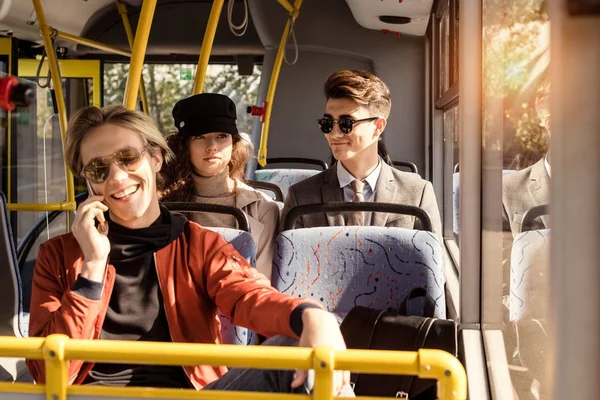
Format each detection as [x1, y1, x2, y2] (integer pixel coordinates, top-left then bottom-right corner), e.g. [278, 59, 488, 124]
[291, 308, 350, 395]
[71, 196, 110, 282]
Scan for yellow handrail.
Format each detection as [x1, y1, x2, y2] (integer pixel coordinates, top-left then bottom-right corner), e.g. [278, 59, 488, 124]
[192, 0, 225, 94]
[0, 334, 467, 400]
[31, 0, 75, 222]
[257, 0, 303, 167]
[7, 202, 76, 212]
[116, 0, 149, 114]
[276, 0, 295, 14]
[54, 29, 132, 57]
[123, 0, 157, 110]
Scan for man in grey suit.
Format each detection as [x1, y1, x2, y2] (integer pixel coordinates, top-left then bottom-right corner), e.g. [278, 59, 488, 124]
[503, 78, 551, 238]
[281, 69, 442, 235]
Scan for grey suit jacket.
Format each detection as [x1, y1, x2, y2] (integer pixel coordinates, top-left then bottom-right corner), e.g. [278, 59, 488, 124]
[280, 162, 442, 235]
[502, 157, 550, 237]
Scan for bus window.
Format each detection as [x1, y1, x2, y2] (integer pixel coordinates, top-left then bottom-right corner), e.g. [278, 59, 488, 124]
[103, 63, 261, 135]
[481, 0, 550, 398]
[13, 78, 93, 244]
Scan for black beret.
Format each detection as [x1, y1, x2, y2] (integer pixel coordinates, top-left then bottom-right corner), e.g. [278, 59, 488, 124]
[172, 93, 239, 137]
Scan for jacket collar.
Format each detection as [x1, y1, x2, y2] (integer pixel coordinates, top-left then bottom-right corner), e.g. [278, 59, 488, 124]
[234, 180, 265, 209]
[527, 157, 551, 227]
[372, 162, 397, 226]
[320, 165, 343, 226]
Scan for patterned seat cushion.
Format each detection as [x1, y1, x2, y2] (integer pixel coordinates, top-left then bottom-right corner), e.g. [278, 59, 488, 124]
[255, 169, 321, 200]
[510, 229, 550, 322]
[207, 228, 257, 345]
[272, 226, 445, 319]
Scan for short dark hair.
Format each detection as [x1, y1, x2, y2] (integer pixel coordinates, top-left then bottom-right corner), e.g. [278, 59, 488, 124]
[324, 69, 392, 118]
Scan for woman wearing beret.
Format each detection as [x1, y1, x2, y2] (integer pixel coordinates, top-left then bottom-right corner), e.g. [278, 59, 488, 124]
[161, 93, 279, 279]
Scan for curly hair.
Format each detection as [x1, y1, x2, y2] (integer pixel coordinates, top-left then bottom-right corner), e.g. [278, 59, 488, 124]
[160, 133, 251, 201]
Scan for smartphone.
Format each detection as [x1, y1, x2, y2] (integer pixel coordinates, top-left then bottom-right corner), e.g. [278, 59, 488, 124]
[85, 180, 108, 234]
[85, 179, 97, 196]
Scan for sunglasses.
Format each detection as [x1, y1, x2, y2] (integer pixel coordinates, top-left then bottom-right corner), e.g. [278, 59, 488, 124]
[316, 117, 378, 134]
[81, 145, 149, 184]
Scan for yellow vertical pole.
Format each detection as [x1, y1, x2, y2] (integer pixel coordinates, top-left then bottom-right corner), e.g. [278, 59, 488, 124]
[123, 0, 157, 110]
[116, 0, 149, 114]
[192, 0, 225, 94]
[257, 0, 303, 167]
[313, 346, 334, 400]
[5, 38, 12, 206]
[43, 334, 69, 400]
[32, 0, 75, 210]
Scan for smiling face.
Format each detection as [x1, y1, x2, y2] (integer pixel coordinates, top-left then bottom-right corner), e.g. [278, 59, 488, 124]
[323, 98, 385, 164]
[188, 132, 233, 177]
[80, 123, 163, 229]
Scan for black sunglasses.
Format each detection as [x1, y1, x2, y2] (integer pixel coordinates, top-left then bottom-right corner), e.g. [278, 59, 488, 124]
[316, 117, 378, 134]
[81, 146, 149, 184]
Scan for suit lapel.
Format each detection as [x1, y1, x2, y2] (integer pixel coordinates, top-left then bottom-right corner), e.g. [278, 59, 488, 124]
[372, 163, 397, 226]
[322, 166, 345, 226]
[527, 158, 551, 228]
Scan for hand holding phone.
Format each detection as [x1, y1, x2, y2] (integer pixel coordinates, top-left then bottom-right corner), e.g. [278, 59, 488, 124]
[72, 189, 111, 282]
[85, 180, 108, 235]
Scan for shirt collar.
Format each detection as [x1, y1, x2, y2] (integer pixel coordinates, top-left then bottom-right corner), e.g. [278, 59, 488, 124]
[544, 153, 551, 178]
[337, 158, 382, 190]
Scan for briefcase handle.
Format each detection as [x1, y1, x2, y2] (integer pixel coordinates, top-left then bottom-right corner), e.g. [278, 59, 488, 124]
[398, 287, 437, 318]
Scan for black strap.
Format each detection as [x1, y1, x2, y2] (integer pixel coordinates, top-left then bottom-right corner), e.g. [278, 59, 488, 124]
[349, 308, 386, 389]
[397, 317, 437, 396]
[398, 287, 436, 318]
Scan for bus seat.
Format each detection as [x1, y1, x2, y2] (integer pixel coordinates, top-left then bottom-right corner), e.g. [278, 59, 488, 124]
[0, 193, 32, 382]
[0, 193, 22, 338]
[245, 180, 284, 202]
[206, 227, 258, 345]
[272, 226, 445, 319]
[254, 169, 321, 201]
[510, 229, 550, 322]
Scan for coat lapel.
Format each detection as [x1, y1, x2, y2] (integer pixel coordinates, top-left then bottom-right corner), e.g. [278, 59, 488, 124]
[527, 158, 551, 228]
[322, 166, 345, 226]
[372, 163, 397, 226]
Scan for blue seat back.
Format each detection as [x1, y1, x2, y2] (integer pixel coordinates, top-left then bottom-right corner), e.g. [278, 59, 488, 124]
[255, 169, 321, 200]
[510, 229, 550, 322]
[272, 226, 445, 319]
[207, 227, 257, 345]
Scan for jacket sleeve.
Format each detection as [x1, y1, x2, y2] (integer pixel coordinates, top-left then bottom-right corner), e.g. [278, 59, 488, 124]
[202, 231, 320, 339]
[26, 241, 104, 384]
[417, 181, 443, 236]
[254, 200, 280, 279]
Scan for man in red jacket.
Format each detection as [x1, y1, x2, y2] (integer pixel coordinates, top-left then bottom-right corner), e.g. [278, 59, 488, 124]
[27, 105, 352, 396]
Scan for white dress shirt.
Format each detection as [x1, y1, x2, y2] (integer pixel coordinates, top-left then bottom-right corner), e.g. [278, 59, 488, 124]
[337, 159, 383, 225]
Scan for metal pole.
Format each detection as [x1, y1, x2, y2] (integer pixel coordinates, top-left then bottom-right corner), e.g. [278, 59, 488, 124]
[192, 0, 225, 95]
[276, 0, 294, 14]
[257, 0, 302, 167]
[55, 29, 131, 57]
[31, 0, 76, 212]
[123, 0, 157, 110]
[116, 0, 149, 114]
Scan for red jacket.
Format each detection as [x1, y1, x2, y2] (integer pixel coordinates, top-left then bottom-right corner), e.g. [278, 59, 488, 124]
[26, 221, 314, 389]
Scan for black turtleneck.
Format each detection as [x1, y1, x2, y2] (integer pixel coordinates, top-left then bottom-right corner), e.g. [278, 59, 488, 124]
[80, 206, 190, 388]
